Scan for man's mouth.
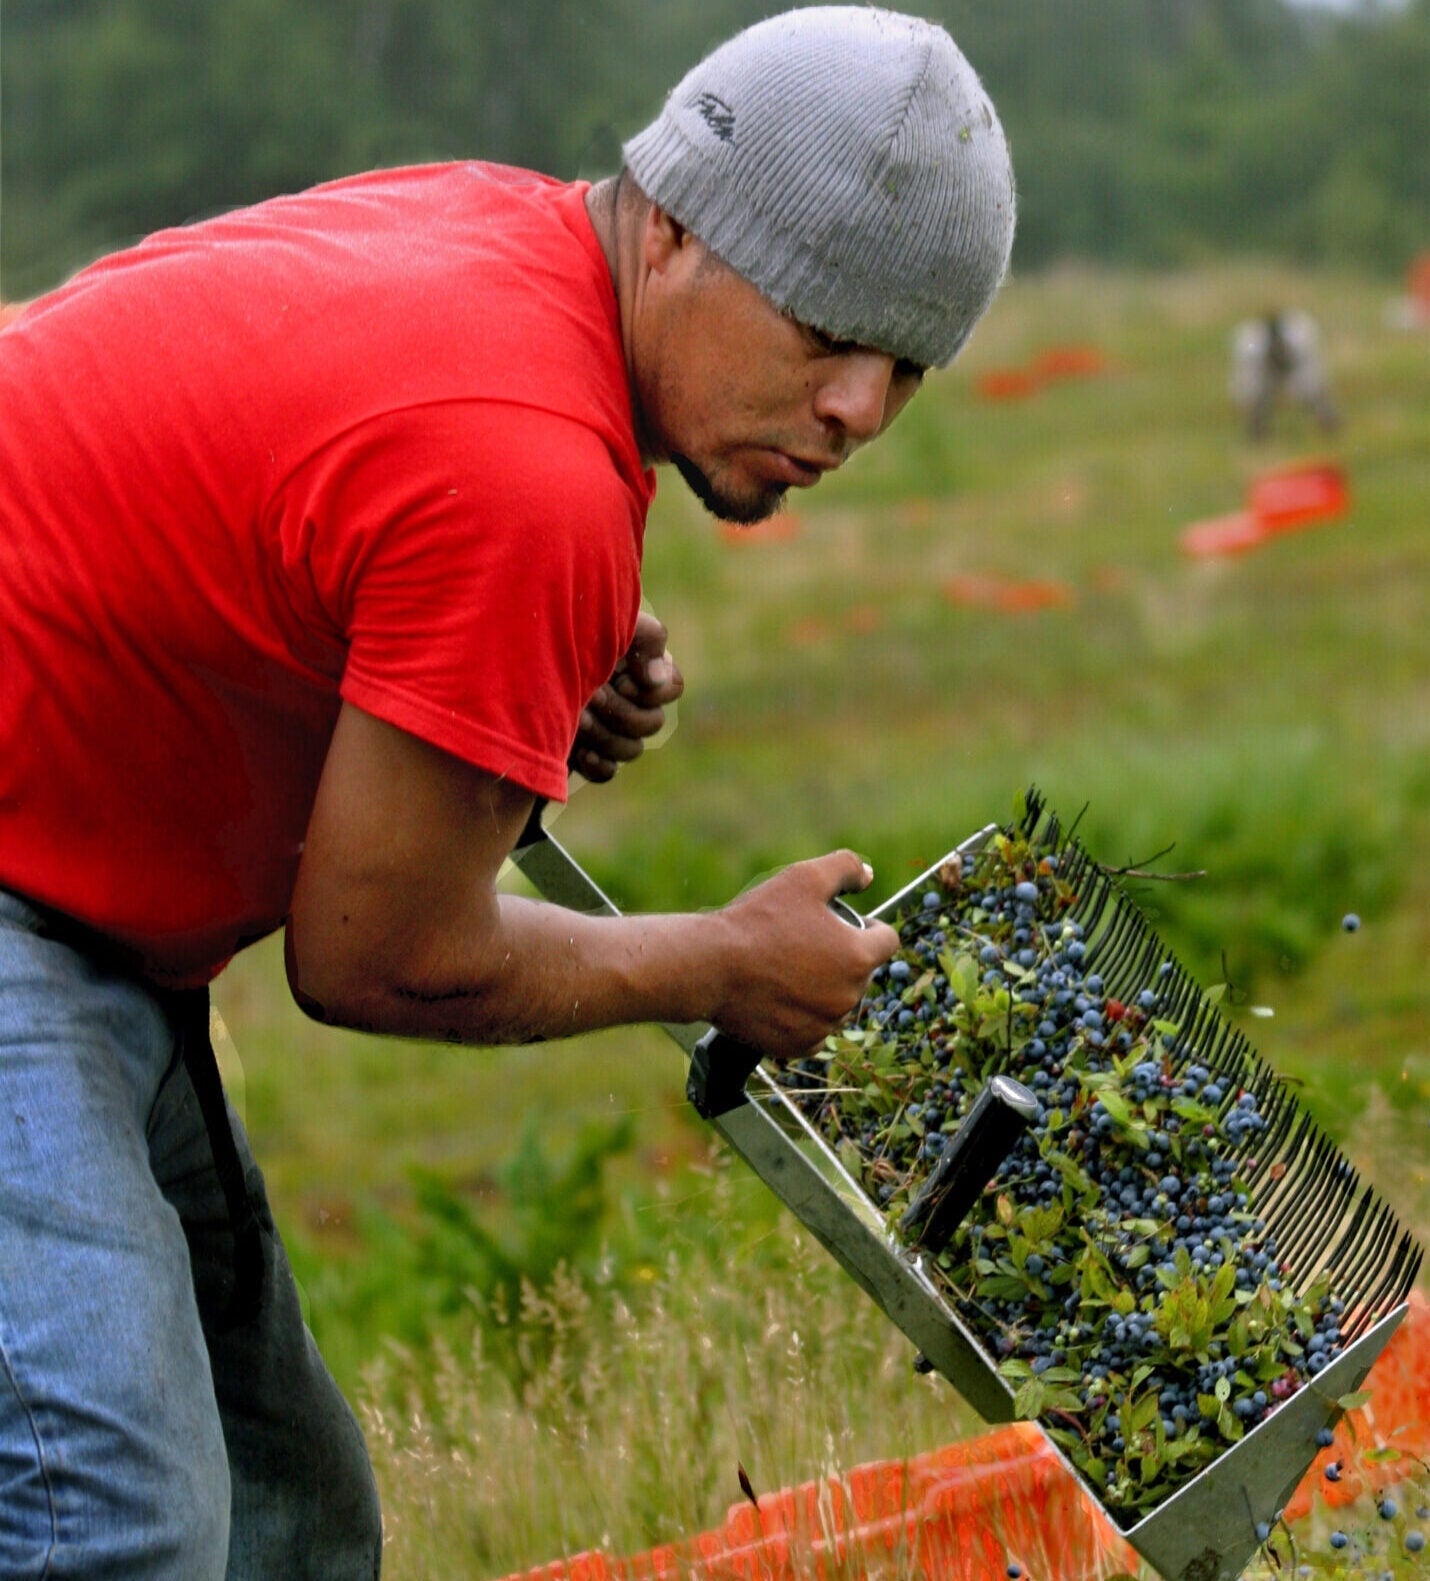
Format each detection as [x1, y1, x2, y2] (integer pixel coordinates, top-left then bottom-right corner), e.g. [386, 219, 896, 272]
[767, 450, 837, 486]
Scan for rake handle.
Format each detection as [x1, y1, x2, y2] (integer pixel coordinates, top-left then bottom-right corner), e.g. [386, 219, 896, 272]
[687, 895, 868, 1120]
[898, 1075, 1041, 1254]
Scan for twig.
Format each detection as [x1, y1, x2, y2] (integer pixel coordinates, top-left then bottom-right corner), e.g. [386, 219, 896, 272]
[1097, 841, 1206, 882]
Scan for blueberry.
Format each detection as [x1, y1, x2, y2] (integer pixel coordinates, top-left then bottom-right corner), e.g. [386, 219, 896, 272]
[1330, 1532, 1348, 1550]
[1341, 913, 1361, 932]
[1379, 1499, 1398, 1520]
[1007, 1566, 1023, 1579]
[1015, 882, 1039, 903]
[1255, 1522, 1271, 1543]
[1407, 1532, 1425, 1554]
[889, 959, 911, 981]
[1325, 1461, 1341, 1482]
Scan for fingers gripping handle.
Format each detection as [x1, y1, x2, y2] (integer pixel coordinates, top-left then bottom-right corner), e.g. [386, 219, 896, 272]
[898, 1075, 1040, 1254]
[686, 897, 867, 1120]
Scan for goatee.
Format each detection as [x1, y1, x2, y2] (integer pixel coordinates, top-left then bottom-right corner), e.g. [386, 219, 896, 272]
[673, 453, 788, 526]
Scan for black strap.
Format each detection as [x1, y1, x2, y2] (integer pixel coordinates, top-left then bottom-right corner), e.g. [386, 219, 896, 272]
[171, 988, 266, 1332]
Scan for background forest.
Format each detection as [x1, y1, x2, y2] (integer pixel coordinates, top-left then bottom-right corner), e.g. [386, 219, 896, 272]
[4, 0, 1430, 300]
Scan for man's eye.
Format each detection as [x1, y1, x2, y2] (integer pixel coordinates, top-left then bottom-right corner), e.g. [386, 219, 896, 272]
[806, 324, 856, 356]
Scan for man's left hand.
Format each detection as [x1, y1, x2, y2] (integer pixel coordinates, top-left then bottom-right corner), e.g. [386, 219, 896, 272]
[569, 610, 684, 783]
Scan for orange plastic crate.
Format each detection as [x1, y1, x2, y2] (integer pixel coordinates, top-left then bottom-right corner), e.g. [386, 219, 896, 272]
[497, 1291, 1430, 1581]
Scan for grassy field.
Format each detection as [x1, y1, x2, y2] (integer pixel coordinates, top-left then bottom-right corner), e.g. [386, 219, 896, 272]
[212, 260, 1430, 1576]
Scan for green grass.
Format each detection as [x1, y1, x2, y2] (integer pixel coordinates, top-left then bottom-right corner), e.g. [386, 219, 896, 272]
[210, 260, 1430, 1576]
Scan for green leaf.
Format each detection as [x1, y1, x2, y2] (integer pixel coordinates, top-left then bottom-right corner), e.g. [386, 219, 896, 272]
[1014, 1378, 1047, 1420]
[1337, 1390, 1373, 1411]
[1126, 1392, 1160, 1434]
[1098, 1090, 1132, 1127]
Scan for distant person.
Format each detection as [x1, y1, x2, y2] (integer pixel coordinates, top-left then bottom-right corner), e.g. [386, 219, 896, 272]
[1230, 308, 1340, 441]
[0, 7, 1014, 1577]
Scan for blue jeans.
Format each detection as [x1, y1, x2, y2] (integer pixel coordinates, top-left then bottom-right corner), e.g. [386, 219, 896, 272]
[0, 891, 382, 1578]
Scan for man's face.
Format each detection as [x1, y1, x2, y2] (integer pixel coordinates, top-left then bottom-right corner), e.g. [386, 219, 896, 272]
[632, 220, 925, 525]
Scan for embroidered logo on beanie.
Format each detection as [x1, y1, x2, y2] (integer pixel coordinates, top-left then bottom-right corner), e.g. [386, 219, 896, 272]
[695, 92, 736, 144]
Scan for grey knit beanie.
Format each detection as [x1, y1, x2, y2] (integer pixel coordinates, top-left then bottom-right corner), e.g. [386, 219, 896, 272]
[622, 6, 1015, 369]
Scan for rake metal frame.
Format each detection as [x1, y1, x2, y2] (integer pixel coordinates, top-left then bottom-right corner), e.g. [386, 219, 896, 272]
[510, 810, 1416, 1581]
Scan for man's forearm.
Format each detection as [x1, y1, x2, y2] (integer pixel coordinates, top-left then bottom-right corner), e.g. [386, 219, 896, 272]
[306, 893, 730, 1046]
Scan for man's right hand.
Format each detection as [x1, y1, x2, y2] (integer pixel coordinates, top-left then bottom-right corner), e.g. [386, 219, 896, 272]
[705, 851, 899, 1060]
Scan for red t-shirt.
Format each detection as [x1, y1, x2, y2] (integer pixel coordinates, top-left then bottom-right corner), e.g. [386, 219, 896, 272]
[0, 163, 653, 984]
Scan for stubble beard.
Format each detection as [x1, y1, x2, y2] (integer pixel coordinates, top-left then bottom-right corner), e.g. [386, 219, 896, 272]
[673, 453, 788, 527]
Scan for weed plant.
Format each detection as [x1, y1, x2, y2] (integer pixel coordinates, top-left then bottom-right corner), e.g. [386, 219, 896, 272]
[359, 1167, 985, 1578]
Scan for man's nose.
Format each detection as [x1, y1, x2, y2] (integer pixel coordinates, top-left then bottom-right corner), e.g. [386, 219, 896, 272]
[813, 351, 898, 442]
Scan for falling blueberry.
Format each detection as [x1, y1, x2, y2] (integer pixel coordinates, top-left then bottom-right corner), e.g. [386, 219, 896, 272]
[1330, 1532, 1349, 1550]
[1315, 1427, 1335, 1448]
[1379, 1499, 1398, 1520]
[1406, 1532, 1425, 1554]
[1006, 1566, 1023, 1579]
[1255, 1522, 1271, 1543]
[1341, 913, 1360, 932]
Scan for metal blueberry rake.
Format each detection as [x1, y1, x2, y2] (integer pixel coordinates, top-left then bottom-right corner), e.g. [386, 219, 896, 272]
[509, 796, 1421, 1581]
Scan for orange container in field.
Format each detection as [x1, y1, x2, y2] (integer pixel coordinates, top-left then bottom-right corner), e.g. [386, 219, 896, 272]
[976, 368, 1041, 402]
[1032, 345, 1110, 382]
[1247, 461, 1349, 531]
[497, 1292, 1430, 1581]
[1408, 251, 1430, 318]
[944, 573, 1075, 613]
[1179, 510, 1272, 559]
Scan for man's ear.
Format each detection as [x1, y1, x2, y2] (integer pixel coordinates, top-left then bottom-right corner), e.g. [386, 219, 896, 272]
[642, 205, 691, 275]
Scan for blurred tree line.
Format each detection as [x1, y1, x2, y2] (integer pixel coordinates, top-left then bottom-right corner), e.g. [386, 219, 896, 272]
[3, 0, 1427, 298]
